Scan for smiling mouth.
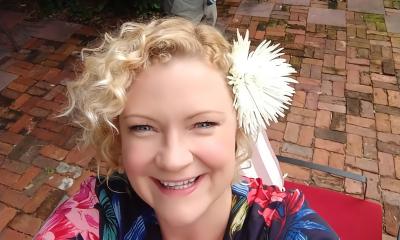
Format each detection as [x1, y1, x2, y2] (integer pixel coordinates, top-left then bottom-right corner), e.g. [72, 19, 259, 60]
[157, 176, 201, 190]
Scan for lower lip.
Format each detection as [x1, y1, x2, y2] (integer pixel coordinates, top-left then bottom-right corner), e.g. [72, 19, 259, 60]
[153, 175, 204, 196]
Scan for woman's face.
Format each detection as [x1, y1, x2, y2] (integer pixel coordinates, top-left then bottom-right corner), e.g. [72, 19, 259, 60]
[119, 57, 238, 226]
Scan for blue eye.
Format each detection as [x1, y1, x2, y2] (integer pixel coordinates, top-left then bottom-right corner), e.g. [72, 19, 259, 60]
[129, 125, 153, 132]
[194, 121, 218, 128]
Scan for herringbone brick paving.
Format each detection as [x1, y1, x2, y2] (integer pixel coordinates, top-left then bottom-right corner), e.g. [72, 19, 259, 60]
[0, 0, 399, 238]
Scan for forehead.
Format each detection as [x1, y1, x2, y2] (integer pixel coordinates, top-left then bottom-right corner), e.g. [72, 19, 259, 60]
[123, 57, 234, 115]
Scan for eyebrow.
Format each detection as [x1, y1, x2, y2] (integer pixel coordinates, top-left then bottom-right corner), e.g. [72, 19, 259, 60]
[123, 111, 224, 121]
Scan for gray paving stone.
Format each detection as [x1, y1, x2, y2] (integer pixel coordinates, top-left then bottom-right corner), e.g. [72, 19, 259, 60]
[28, 20, 82, 42]
[347, 0, 384, 14]
[308, 8, 346, 27]
[385, 12, 400, 33]
[283, 0, 310, 6]
[0, 70, 18, 91]
[236, 0, 274, 18]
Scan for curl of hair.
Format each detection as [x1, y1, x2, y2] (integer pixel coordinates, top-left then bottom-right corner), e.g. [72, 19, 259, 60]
[62, 17, 251, 178]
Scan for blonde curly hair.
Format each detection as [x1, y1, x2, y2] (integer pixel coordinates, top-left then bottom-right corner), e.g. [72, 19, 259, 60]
[64, 17, 251, 177]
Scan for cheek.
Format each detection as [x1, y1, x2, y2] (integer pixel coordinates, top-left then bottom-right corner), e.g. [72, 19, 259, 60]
[191, 132, 236, 169]
[121, 138, 157, 175]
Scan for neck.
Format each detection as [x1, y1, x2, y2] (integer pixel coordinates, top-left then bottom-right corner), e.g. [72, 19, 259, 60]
[159, 187, 232, 240]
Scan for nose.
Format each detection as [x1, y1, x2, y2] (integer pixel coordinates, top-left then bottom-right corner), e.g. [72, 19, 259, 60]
[155, 131, 193, 172]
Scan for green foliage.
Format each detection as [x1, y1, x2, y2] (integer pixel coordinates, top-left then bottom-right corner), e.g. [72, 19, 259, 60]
[37, 0, 161, 20]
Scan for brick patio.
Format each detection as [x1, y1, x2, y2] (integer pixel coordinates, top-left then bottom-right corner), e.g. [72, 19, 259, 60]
[0, 0, 399, 239]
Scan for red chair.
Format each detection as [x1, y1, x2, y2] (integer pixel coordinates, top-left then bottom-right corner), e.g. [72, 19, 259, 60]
[278, 156, 383, 240]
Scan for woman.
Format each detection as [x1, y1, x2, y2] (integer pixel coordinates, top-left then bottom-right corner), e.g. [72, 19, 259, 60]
[35, 18, 339, 240]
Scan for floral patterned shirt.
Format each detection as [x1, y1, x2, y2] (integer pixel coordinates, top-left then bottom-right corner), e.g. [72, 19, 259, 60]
[35, 174, 339, 240]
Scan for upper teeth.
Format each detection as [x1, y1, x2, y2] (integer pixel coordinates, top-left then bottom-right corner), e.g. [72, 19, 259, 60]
[160, 177, 197, 187]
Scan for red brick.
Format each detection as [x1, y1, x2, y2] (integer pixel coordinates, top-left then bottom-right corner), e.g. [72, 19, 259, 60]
[381, 177, 400, 193]
[344, 167, 363, 194]
[335, 56, 346, 69]
[5, 60, 34, 76]
[269, 122, 286, 132]
[321, 80, 332, 95]
[249, 21, 258, 37]
[0, 169, 19, 187]
[9, 93, 31, 110]
[323, 54, 335, 68]
[280, 162, 310, 181]
[364, 172, 381, 200]
[329, 152, 345, 170]
[332, 81, 344, 97]
[378, 152, 395, 177]
[8, 114, 34, 134]
[36, 99, 64, 112]
[36, 119, 64, 133]
[23, 184, 53, 214]
[347, 115, 375, 129]
[395, 155, 400, 179]
[0, 204, 17, 232]
[346, 156, 379, 173]
[310, 65, 322, 79]
[0, 142, 13, 155]
[305, 92, 318, 110]
[300, 63, 311, 77]
[346, 124, 376, 138]
[390, 115, 400, 134]
[13, 166, 41, 191]
[387, 90, 400, 107]
[287, 113, 315, 126]
[27, 65, 48, 80]
[318, 102, 346, 113]
[254, 30, 265, 40]
[39, 144, 68, 161]
[313, 148, 329, 165]
[373, 88, 388, 105]
[284, 122, 300, 143]
[0, 228, 31, 240]
[0, 131, 24, 145]
[376, 113, 391, 132]
[371, 73, 397, 84]
[42, 68, 61, 82]
[65, 145, 96, 167]
[297, 125, 314, 147]
[46, 173, 64, 189]
[315, 110, 331, 128]
[31, 128, 59, 142]
[269, 140, 281, 155]
[28, 107, 50, 118]
[346, 133, 363, 157]
[9, 214, 42, 236]
[377, 132, 400, 145]
[363, 137, 377, 159]
[347, 70, 360, 84]
[294, 35, 305, 44]
[19, 96, 40, 113]
[266, 128, 284, 141]
[0, 185, 30, 209]
[345, 83, 372, 93]
[292, 90, 306, 107]
[7, 82, 29, 93]
[315, 138, 345, 154]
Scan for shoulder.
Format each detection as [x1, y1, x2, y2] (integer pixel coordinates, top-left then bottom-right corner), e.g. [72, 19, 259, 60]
[34, 177, 100, 240]
[238, 178, 339, 239]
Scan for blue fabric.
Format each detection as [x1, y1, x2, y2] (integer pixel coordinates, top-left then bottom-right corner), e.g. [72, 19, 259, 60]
[95, 174, 339, 240]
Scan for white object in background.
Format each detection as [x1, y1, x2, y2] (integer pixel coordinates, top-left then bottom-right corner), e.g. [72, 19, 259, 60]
[241, 131, 283, 189]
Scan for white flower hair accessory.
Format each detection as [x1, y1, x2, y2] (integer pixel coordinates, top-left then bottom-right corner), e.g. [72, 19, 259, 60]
[228, 30, 297, 140]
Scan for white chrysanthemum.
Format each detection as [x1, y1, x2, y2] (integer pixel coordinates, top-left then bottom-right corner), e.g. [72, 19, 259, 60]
[228, 30, 297, 139]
